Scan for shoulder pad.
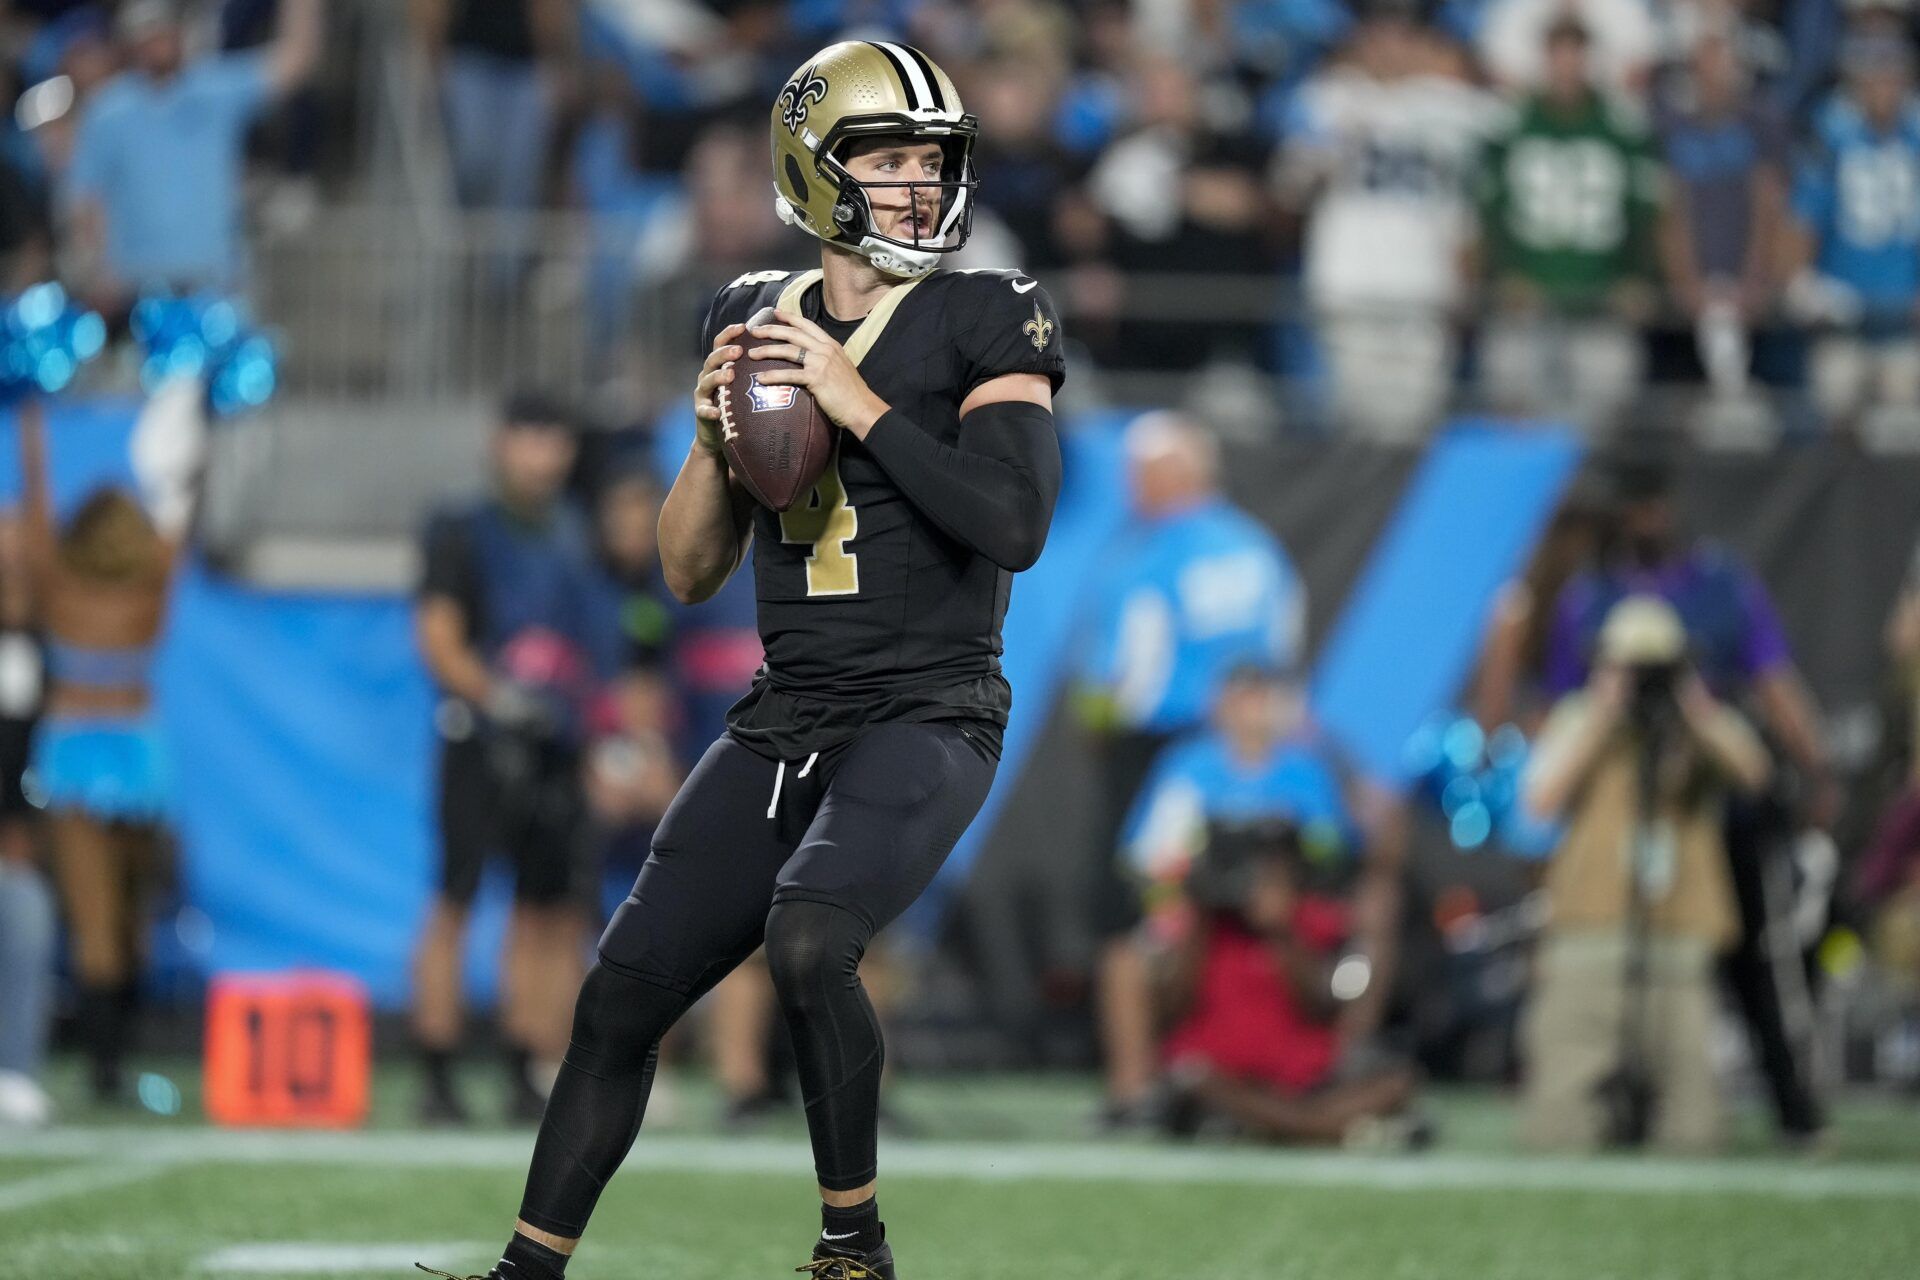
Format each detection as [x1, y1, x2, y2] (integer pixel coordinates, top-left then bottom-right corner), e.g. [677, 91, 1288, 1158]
[703, 270, 808, 349]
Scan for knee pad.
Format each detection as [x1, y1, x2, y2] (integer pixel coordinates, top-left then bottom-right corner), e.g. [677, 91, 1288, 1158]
[564, 961, 688, 1078]
[764, 900, 869, 1016]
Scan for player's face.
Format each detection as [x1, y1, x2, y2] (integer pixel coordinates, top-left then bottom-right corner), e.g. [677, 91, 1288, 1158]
[494, 425, 576, 508]
[842, 140, 948, 246]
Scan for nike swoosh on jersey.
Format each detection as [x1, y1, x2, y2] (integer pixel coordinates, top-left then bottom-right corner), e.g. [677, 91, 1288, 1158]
[1011, 279, 1038, 294]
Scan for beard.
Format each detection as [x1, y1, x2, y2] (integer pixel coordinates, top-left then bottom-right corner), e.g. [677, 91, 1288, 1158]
[1626, 531, 1674, 568]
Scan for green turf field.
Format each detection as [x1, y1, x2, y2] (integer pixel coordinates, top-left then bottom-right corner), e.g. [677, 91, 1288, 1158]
[5, 1065, 1920, 1279]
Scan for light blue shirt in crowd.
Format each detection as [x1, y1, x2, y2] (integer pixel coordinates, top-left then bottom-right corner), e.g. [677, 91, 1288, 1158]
[68, 54, 271, 290]
[1793, 93, 1920, 317]
[1120, 730, 1355, 876]
[1080, 498, 1304, 735]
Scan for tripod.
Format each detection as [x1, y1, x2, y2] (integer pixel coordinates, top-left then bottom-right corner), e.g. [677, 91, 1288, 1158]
[1597, 699, 1672, 1147]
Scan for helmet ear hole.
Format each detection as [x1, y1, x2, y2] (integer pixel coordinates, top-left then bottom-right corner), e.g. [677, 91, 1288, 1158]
[784, 154, 810, 205]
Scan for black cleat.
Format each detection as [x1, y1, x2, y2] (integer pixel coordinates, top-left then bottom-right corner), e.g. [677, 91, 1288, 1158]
[798, 1235, 897, 1280]
[417, 1079, 473, 1128]
[505, 1074, 548, 1126]
[721, 1089, 786, 1132]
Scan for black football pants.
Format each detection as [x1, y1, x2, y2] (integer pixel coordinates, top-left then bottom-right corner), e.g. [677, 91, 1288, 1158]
[517, 721, 997, 1237]
[1720, 795, 1824, 1138]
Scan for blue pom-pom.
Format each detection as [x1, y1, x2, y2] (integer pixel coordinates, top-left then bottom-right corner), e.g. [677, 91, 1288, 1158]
[132, 293, 280, 417]
[0, 284, 107, 403]
[1406, 713, 1564, 855]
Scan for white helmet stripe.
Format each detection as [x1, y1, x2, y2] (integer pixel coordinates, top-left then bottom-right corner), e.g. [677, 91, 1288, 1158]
[873, 41, 933, 110]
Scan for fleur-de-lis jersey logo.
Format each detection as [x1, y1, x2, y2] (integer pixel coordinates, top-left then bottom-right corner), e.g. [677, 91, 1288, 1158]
[1022, 302, 1053, 352]
[779, 68, 830, 135]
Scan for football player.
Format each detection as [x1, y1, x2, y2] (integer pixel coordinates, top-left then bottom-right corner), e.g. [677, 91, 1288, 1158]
[424, 39, 1065, 1280]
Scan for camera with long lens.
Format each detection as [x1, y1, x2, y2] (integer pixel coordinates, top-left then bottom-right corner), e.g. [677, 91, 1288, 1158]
[1185, 818, 1303, 916]
[1626, 658, 1683, 730]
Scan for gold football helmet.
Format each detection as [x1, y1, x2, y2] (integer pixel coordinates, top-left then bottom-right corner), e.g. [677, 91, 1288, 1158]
[769, 41, 979, 278]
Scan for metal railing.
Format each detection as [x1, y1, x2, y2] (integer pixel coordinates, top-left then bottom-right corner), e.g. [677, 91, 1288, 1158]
[249, 206, 1901, 450]
[255, 207, 602, 405]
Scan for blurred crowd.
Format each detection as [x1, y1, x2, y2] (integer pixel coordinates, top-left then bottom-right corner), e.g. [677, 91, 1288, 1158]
[572, 0, 1920, 442]
[10, 2, 1920, 437]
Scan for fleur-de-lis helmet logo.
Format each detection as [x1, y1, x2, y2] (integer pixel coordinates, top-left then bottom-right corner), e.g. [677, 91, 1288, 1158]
[1023, 302, 1053, 352]
[779, 67, 830, 135]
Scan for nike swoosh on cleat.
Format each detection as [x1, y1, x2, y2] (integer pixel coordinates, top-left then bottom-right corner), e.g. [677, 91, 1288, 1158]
[821, 1230, 862, 1241]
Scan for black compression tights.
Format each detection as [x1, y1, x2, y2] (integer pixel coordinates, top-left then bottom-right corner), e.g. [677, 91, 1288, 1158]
[765, 899, 885, 1192]
[516, 901, 885, 1236]
[516, 962, 687, 1238]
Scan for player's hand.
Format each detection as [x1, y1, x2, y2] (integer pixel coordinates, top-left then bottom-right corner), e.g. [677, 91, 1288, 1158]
[692, 323, 747, 455]
[746, 309, 890, 437]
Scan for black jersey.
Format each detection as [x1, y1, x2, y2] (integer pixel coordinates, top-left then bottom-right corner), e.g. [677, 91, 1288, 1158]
[699, 266, 1067, 761]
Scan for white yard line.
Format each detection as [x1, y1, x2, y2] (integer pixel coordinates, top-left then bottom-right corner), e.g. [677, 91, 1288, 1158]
[8, 1127, 1920, 1201]
[200, 1241, 486, 1273]
[0, 1159, 175, 1213]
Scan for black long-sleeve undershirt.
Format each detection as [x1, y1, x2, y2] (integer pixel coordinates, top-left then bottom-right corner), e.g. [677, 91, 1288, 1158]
[858, 400, 1062, 572]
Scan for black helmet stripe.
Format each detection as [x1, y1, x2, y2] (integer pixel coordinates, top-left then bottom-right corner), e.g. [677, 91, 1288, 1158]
[899, 44, 948, 111]
[868, 40, 929, 110]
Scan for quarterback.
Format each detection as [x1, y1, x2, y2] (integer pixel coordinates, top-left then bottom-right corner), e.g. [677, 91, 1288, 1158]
[421, 39, 1065, 1280]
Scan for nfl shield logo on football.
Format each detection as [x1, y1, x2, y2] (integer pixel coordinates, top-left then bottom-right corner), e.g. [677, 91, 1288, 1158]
[748, 375, 797, 413]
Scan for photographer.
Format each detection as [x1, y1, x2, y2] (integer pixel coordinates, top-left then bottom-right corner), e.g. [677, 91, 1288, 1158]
[1154, 819, 1420, 1146]
[1546, 457, 1832, 1144]
[1097, 664, 1406, 1127]
[1521, 596, 1771, 1152]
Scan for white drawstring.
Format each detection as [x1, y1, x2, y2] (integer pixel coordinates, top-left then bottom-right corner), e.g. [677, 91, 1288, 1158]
[766, 752, 820, 819]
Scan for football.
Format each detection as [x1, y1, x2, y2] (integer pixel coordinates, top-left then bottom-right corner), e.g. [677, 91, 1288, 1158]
[716, 321, 834, 513]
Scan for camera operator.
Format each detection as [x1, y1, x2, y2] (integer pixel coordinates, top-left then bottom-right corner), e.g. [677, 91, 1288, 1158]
[1154, 818, 1421, 1146]
[411, 392, 613, 1125]
[1521, 596, 1771, 1152]
[1545, 456, 1833, 1144]
[1097, 664, 1406, 1128]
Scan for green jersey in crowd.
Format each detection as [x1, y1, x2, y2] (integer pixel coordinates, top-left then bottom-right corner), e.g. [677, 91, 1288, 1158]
[1477, 90, 1663, 310]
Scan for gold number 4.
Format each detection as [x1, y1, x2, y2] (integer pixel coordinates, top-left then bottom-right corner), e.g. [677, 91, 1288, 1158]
[778, 449, 859, 596]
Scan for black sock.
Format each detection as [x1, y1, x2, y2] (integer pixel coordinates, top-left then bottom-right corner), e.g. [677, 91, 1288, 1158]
[504, 1040, 538, 1093]
[498, 1231, 568, 1280]
[79, 984, 126, 1099]
[820, 1197, 882, 1255]
[421, 1046, 458, 1092]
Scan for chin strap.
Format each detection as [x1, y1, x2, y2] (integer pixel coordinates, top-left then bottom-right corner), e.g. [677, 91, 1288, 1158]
[858, 238, 937, 278]
[774, 195, 937, 278]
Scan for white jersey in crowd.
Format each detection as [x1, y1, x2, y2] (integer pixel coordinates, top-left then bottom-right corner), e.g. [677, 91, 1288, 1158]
[1290, 69, 1507, 313]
